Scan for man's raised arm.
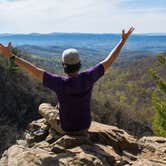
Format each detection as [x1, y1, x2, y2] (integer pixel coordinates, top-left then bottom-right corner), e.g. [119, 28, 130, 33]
[100, 27, 135, 71]
[0, 42, 45, 82]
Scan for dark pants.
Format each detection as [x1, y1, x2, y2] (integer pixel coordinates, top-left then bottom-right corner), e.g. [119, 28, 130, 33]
[39, 103, 89, 135]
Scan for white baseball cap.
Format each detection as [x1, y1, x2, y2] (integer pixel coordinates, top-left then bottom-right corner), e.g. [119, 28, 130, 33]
[61, 48, 81, 65]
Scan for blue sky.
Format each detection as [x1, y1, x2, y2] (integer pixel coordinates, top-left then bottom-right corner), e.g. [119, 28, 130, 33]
[119, 0, 165, 9]
[0, 0, 165, 33]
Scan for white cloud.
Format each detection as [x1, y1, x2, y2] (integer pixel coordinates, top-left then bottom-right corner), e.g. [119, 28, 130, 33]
[0, 0, 165, 33]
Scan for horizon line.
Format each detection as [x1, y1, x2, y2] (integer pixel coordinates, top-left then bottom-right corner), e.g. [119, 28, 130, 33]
[0, 32, 166, 36]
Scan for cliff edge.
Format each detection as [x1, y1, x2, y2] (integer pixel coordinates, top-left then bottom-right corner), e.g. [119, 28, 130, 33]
[0, 118, 166, 166]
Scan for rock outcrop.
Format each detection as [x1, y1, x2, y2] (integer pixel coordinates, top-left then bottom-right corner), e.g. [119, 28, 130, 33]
[0, 118, 166, 166]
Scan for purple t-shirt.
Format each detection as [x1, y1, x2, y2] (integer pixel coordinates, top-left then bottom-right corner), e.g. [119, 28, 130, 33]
[43, 63, 104, 131]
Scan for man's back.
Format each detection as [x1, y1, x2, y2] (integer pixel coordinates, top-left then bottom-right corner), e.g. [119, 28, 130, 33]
[43, 63, 104, 131]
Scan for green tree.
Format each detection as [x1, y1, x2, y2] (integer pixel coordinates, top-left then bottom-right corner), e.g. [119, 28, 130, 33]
[8, 47, 20, 72]
[149, 54, 166, 137]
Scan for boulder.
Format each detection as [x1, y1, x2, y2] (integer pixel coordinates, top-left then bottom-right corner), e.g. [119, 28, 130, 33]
[138, 136, 166, 153]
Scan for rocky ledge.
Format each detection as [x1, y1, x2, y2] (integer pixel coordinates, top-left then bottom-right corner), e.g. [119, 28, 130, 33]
[0, 118, 166, 166]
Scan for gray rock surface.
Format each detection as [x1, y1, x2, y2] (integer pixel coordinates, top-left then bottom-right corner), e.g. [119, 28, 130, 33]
[0, 119, 166, 166]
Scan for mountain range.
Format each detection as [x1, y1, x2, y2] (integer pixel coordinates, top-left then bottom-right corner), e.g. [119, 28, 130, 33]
[0, 33, 166, 52]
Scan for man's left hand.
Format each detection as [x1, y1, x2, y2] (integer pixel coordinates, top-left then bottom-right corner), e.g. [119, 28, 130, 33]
[0, 42, 12, 58]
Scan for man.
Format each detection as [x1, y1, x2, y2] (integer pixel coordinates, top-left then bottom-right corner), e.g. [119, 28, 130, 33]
[0, 27, 135, 135]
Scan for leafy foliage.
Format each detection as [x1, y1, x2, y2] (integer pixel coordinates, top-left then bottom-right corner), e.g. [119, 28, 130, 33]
[149, 55, 166, 137]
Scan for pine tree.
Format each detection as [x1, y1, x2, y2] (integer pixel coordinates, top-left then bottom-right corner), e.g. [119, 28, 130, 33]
[149, 54, 166, 137]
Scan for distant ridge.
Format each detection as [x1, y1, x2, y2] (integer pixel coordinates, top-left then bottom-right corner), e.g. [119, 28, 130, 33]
[0, 32, 166, 36]
[0, 33, 166, 52]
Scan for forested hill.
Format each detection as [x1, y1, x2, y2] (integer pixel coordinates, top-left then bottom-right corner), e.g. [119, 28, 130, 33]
[92, 52, 166, 136]
[0, 55, 57, 156]
[17, 45, 157, 70]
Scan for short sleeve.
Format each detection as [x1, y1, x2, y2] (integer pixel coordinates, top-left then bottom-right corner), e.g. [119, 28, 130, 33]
[42, 72, 62, 93]
[85, 63, 105, 83]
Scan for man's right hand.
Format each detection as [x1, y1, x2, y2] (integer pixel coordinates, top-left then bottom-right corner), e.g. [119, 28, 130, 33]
[0, 42, 12, 58]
